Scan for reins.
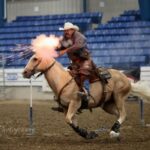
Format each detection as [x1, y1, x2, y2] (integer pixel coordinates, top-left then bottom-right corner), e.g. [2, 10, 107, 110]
[33, 61, 56, 79]
[31, 59, 74, 104]
[57, 77, 74, 103]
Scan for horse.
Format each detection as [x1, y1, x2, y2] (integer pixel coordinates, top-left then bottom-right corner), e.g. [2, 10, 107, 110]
[22, 52, 150, 139]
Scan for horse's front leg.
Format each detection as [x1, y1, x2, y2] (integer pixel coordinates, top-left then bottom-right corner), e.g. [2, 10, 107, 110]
[65, 100, 80, 125]
[65, 100, 98, 139]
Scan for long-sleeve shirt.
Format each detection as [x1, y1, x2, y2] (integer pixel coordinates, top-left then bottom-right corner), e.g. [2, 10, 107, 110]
[60, 31, 89, 61]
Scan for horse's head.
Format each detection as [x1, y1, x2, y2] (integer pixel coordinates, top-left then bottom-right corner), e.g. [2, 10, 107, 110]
[23, 34, 59, 78]
[23, 53, 55, 78]
[22, 53, 41, 78]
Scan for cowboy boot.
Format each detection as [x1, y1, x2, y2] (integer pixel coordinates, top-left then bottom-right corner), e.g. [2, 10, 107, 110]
[76, 75, 89, 109]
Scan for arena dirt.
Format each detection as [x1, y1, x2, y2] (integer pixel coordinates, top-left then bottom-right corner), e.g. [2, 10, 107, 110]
[0, 100, 150, 150]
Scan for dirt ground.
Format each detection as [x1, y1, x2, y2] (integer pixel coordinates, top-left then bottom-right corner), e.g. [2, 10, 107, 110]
[0, 100, 150, 150]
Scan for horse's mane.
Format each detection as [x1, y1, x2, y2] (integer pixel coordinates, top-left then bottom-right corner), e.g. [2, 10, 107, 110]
[49, 58, 71, 79]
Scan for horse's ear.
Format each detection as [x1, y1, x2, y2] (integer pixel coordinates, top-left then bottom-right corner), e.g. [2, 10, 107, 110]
[31, 50, 36, 55]
[33, 57, 38, 61]
[31, 51, 39, 57]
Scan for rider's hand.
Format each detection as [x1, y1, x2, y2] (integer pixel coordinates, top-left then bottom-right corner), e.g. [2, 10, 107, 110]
[59, 49, 68, 56]
[56, 36, 63, 50]
[56, 42, 62, 50]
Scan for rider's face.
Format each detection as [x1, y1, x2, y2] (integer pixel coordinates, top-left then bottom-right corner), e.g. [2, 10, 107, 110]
[64, 29, 75, 39]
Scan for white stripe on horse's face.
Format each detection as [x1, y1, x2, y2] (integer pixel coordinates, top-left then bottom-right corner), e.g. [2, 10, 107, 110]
[22, 54, 42, 78]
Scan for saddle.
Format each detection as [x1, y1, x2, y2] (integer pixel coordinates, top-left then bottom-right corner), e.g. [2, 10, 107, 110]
[68, 67, 113, 109]
[96, 67, 112, 83]
[69, 66, 112, 92]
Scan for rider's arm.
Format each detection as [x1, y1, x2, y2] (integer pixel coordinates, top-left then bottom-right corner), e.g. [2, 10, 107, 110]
[67, 33, 86, 53]
[58, 49, 68, 56]
[58, 32, 87, 56]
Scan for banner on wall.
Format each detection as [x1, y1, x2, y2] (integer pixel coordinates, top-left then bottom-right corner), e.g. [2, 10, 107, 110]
[0, 69, 42, 86]
[140, 66, 150, 81]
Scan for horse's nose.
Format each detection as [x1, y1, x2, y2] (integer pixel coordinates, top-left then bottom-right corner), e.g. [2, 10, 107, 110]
[22, 70, 28, 77]
[23, 70, 27, 74]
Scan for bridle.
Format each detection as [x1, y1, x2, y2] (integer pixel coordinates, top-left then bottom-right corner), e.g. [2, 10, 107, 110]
[31, 59, 56, 79]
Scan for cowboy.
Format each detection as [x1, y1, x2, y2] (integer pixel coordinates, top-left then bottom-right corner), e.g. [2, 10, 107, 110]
[57, 22, 96, 102]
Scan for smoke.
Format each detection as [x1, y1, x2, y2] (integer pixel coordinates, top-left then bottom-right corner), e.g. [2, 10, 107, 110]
[31, 34, 60, 59]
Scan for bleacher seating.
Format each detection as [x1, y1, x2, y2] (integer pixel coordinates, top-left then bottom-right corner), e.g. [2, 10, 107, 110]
[0, 12, 102, 68]
[85, 10, 150, 69]
[1, 10, 150, 69]
[15, 12, 102, 24]
[120, 10, 141, 16]
[85, 28, 150, 37]
[98, 21, 150, 29]
[5, 18, 92, 32]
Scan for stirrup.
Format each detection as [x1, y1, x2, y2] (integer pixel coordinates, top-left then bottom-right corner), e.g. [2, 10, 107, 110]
[77, 91, 89, 101]
[77, 91, 89, 109]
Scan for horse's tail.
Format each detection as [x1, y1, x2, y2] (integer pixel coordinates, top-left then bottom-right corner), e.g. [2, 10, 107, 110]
[130, 81, 150, 103]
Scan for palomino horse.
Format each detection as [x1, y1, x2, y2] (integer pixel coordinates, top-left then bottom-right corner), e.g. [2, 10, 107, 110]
[22, 53, 149, 139]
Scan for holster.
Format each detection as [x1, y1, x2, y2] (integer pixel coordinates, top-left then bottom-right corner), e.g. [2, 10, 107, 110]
[97, 68, 111, 83]
[73, 49, 90, 60]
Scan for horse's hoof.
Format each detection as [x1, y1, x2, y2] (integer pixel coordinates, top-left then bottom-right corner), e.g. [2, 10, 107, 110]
[110, 130, 120, 138]
[51, 107, 64, 112]
[86, 131, 98, 139]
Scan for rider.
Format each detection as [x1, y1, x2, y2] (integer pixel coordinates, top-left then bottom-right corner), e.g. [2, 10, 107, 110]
[57, 22, 97, 101]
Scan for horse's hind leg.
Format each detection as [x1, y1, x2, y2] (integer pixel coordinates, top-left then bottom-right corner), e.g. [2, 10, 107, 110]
[109, 94, 127, 138]
[102, 100, 119, 117]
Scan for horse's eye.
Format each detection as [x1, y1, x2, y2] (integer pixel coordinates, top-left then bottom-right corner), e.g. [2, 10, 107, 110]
[33, 57, 38, 61]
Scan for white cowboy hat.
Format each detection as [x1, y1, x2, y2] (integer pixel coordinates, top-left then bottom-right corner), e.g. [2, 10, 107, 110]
[59, 22, 79, 31]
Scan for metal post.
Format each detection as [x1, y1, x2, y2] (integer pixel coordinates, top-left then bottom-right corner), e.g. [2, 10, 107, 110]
[139, 99, 145, 126]
[0, 0, 5, 26]
[83, 0, 88, 12]
[4, 0, 7, 19]
[27, 79, 34, 135]
[30, 79, 33, 127]
[2, 54, 5, 99]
